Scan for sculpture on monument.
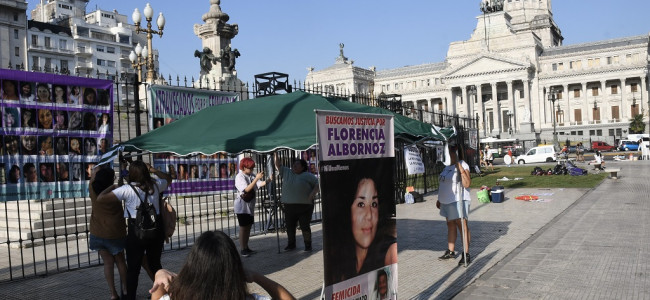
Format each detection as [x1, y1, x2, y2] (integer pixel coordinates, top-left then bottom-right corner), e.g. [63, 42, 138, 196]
[194, 47, 219, 73]
[220, 45, 241, 72]
[480, 0, 504, 13]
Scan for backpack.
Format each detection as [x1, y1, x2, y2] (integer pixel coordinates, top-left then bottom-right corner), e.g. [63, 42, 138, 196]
[128, 185, 160, 241]
[159, 195, 177, 243]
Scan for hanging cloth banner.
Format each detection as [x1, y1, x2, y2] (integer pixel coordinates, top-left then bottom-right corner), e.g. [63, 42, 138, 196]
[317, 110, 398, 300]
[404, 145, 425, 175]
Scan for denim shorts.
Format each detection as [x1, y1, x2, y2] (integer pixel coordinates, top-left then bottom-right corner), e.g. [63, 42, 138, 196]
[439, 200, 470, 220]
[89, 234, 126, 255]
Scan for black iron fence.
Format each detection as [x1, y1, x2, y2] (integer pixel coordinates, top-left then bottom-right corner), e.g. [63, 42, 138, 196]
[0, 70, 476, 282]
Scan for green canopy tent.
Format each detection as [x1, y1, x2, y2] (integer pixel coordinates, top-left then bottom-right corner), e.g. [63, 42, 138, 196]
[101, 91, 454, 163]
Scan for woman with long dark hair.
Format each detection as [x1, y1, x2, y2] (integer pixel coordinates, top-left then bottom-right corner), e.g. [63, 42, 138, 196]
[322, 159, 397, 286]
[89, 167, 127, 300]
[98, 160, 172, 300]
[149, 230, 295, 300]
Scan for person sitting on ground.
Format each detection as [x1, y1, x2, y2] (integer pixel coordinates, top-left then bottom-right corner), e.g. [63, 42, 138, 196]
[149, 230, 296, 300]
[589, 151, 605, 170]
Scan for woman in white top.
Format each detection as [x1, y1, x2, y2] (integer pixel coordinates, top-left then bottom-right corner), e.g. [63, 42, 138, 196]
[98, 160, 172, 300]
[437, 144, 472, 266]
[234, 157, 266, 257]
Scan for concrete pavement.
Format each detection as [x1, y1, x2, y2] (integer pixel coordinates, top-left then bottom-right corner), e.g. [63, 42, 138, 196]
[0, 160, 647, 299]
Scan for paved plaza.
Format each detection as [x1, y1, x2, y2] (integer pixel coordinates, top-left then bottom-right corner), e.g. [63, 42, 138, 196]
[0, 160, 648, 299]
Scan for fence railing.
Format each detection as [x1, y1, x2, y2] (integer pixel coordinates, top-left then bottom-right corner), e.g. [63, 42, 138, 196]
[0, 70, 476, 282]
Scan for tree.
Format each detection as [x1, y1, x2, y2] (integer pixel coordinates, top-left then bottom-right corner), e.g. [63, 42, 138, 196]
[629, 114, 646, 133]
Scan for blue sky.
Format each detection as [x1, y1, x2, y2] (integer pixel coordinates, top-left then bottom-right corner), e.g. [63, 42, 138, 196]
[28, 0, 650, 85]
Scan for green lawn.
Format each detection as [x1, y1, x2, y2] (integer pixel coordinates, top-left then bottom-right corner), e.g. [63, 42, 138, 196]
[471, 164, 608, 189]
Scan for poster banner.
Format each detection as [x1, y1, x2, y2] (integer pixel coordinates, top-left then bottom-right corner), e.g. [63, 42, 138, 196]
[404, 145, 425, 175]
[317, 111, 394, 161]
[0, 69, 113, 201]
[317, 110, 398, 300]
[147, 85, 239, 196]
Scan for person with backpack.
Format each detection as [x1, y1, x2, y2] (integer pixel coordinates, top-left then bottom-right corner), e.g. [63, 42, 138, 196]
[98, 160, 173, 300]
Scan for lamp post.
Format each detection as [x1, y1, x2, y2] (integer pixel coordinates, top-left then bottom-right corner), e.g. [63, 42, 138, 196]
[548, 87, 559, 150]
[129, 43, 146, 82]
[507, 110, 514, 135]
[468, 85, 479, 134]
[132, 3, 165, 82]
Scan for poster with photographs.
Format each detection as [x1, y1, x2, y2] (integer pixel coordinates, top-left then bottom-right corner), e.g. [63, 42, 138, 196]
[148, 84, 240, 196]
[316, 110, 398, 300]
[0, 69, 113, 201]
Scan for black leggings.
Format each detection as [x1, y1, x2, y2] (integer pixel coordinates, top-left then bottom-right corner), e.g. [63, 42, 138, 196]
[283, 204, 314, 247]
[125, 219, 164, 300]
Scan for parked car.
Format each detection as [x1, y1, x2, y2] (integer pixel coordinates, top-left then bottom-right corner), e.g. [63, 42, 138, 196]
[618, 140, 640, 151]
[515, 145, 556, 164]
[591, 141, 616, 152]
[568, 145, 577, 153]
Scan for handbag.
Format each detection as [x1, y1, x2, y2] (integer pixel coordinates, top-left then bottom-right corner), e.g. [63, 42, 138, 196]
[159, 195, 177, 244]
[240, 189, 255, 202]
[240, 174, 256, 202]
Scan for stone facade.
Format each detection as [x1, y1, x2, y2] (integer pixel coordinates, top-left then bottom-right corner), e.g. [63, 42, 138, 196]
[0, 0, 28, 70]
[306, 0, 649, 145]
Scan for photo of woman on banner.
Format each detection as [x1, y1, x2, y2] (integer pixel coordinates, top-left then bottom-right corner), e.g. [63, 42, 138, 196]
[54, 137, 68, 155]
[68, 86, 80, 104]
[19, 82, 35, 102]
[84, 138, 97, 156]
[8, 165, 21, 184]
[37, 109, 53, 129]
[22, 108, 36, 128]
[56, 162, 69, 181]
[83, 112, 97, 131]
[71, 163, 82, 181]
[69, 137, 82, 155]
[98, 113, 110, 133]
[322, 158, 397, 286]
[53, 110, 68, 130]
[24, 163, 37, 183]
[219, 163, 228, 178]
[21, 135, 37, 155]
[370, 267, 395, 300]
[177, 164, 189, 180]
[83, 88, 97, 106]
[5, 135, 20, 155]
[68, 111, 82, 130]
[98, 138, 109, 155]
[36, 83, 51, 103]
[2, 79, 19, 100]
[188, 164, 199, 179]
[3, 107, 19, 128]
[53, 85, 67, 103]
[39, 163, 55, 182]
[97, 89, 110, 106]
[38, 136, 54, 155]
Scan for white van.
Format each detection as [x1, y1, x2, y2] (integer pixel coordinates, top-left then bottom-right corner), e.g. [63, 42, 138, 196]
[515, 145, 556, 164]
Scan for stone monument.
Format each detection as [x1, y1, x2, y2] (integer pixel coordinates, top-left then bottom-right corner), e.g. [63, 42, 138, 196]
[193, 0, 243, 90]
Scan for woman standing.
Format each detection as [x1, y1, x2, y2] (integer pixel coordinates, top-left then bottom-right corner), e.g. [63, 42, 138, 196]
[437, 143, 472, 266]
[89, 167, 128, 300]
[97, 160, 172, 300]
[235, 157, 266, 256]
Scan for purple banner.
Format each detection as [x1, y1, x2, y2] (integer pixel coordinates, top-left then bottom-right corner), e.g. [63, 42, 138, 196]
[0, 69, 113, 201]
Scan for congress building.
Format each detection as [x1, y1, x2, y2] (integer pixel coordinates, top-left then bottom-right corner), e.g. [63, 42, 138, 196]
[305, 0, 649, 148]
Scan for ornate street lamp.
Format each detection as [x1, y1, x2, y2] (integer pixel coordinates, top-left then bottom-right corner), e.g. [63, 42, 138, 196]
[548, 87, 559, 150]
[132, 3, 165, 82]
[129, 43, 147, 82]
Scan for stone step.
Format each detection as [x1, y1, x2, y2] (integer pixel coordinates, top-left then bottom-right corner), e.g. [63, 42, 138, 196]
[0, 223, 88, 241]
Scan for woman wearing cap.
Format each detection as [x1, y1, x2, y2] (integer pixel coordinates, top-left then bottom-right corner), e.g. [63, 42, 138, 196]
[437, 143, 472, 266]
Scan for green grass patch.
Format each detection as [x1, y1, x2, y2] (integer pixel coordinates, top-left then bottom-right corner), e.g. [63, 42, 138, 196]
[471, 164, 608, 189]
